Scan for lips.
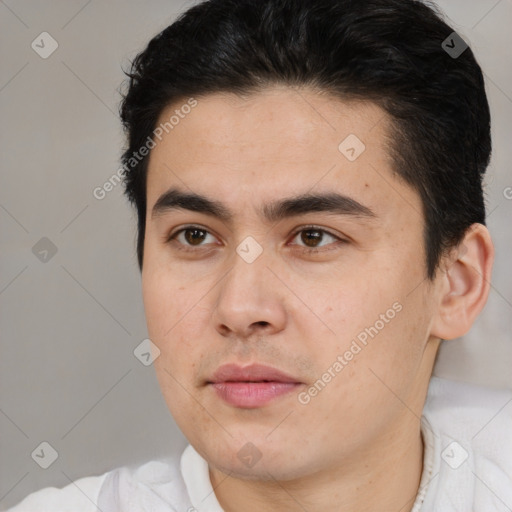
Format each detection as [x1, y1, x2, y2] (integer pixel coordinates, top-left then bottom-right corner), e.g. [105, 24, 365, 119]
[207, 363, 302, 408]
[210, 363, 300, 384]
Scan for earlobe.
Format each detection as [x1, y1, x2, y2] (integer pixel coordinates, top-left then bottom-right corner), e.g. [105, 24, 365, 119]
[430, 223, 494, 340]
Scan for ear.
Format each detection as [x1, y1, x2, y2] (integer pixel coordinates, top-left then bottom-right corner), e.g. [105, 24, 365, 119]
[430, 223, 494, 340]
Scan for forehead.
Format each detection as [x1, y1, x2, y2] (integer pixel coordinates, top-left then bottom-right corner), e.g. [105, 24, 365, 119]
[151, 87, 386, 166]
[146, 87, 421, 225]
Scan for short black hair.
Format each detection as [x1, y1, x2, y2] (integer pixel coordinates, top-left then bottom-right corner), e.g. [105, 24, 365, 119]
[120, 0, 491, 278]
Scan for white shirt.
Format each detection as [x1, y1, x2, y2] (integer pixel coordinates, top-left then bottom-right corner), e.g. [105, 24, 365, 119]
[4, 376, 512, 511]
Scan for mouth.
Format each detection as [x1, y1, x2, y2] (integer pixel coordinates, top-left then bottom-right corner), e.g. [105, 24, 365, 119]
[207, 363, 303, 408]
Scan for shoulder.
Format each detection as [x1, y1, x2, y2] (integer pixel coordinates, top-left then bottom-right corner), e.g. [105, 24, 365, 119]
[4, 473, 109, 512]
[96, 454, 192, 510]
[421, 376, 512, 510]
[3, 457, 185, 512]
[424, 376, 512, 442]
[5, 454, 192, 512]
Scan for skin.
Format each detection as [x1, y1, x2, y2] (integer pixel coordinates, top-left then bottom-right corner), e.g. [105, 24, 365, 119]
[142, 86, 493, 511]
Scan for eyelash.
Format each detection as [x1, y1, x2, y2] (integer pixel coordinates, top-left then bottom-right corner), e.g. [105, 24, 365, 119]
[166, 224, 347, 254]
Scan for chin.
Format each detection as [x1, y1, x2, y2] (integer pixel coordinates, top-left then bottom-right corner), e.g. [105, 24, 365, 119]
[201, 437, 318, 482]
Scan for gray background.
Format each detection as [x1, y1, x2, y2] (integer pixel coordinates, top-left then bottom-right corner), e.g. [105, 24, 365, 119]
[0, 0, 511, 508]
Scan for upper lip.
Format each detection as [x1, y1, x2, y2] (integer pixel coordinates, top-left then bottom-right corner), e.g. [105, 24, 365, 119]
[208, 363, 301, 384]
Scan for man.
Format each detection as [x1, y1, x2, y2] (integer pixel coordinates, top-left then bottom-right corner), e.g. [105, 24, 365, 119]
[7, 0, 511, 510]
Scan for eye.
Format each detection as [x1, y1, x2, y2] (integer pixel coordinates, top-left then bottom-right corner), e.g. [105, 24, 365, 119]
[289, 226, 345, 252]
[168, 226, 219, 249]
[166, 225, 346, 254]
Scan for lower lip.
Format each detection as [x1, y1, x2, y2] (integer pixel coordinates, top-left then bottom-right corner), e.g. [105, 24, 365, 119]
[210, 382, 300, 408]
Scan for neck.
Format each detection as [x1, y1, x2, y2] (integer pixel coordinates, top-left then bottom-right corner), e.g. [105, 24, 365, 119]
[210, 420, 424, 512]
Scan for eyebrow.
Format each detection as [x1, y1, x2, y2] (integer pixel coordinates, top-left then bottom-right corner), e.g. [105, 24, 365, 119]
[151, 187, 376, 224]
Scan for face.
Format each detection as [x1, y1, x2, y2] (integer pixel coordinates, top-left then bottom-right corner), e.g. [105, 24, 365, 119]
[142, 87, 442, 481]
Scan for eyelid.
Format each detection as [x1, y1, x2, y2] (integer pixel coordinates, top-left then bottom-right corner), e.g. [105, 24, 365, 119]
[288, 225, 347, 250]
[167, 224, 220, 242]
[166, 224, 348, 252]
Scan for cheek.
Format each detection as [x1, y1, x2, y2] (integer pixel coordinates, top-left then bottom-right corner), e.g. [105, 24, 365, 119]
[304, 253, 429, 372]
[297, 275, 393, 346]
[345, 282, 434, 394]
[142, 249, 198, 335]
[142, 272, 175, 340]
[145, 275, 210, 424]
[142, 268, 216, 367]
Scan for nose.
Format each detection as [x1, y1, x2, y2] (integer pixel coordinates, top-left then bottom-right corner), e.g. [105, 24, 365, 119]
[211, 245, 287, 339]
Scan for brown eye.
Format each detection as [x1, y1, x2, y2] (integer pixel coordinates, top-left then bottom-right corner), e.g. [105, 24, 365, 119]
[169, 226, 217, 249]
[300, 229, 324, 247]
[291, 227, 339, 250]
[184, 228, 208, 245]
